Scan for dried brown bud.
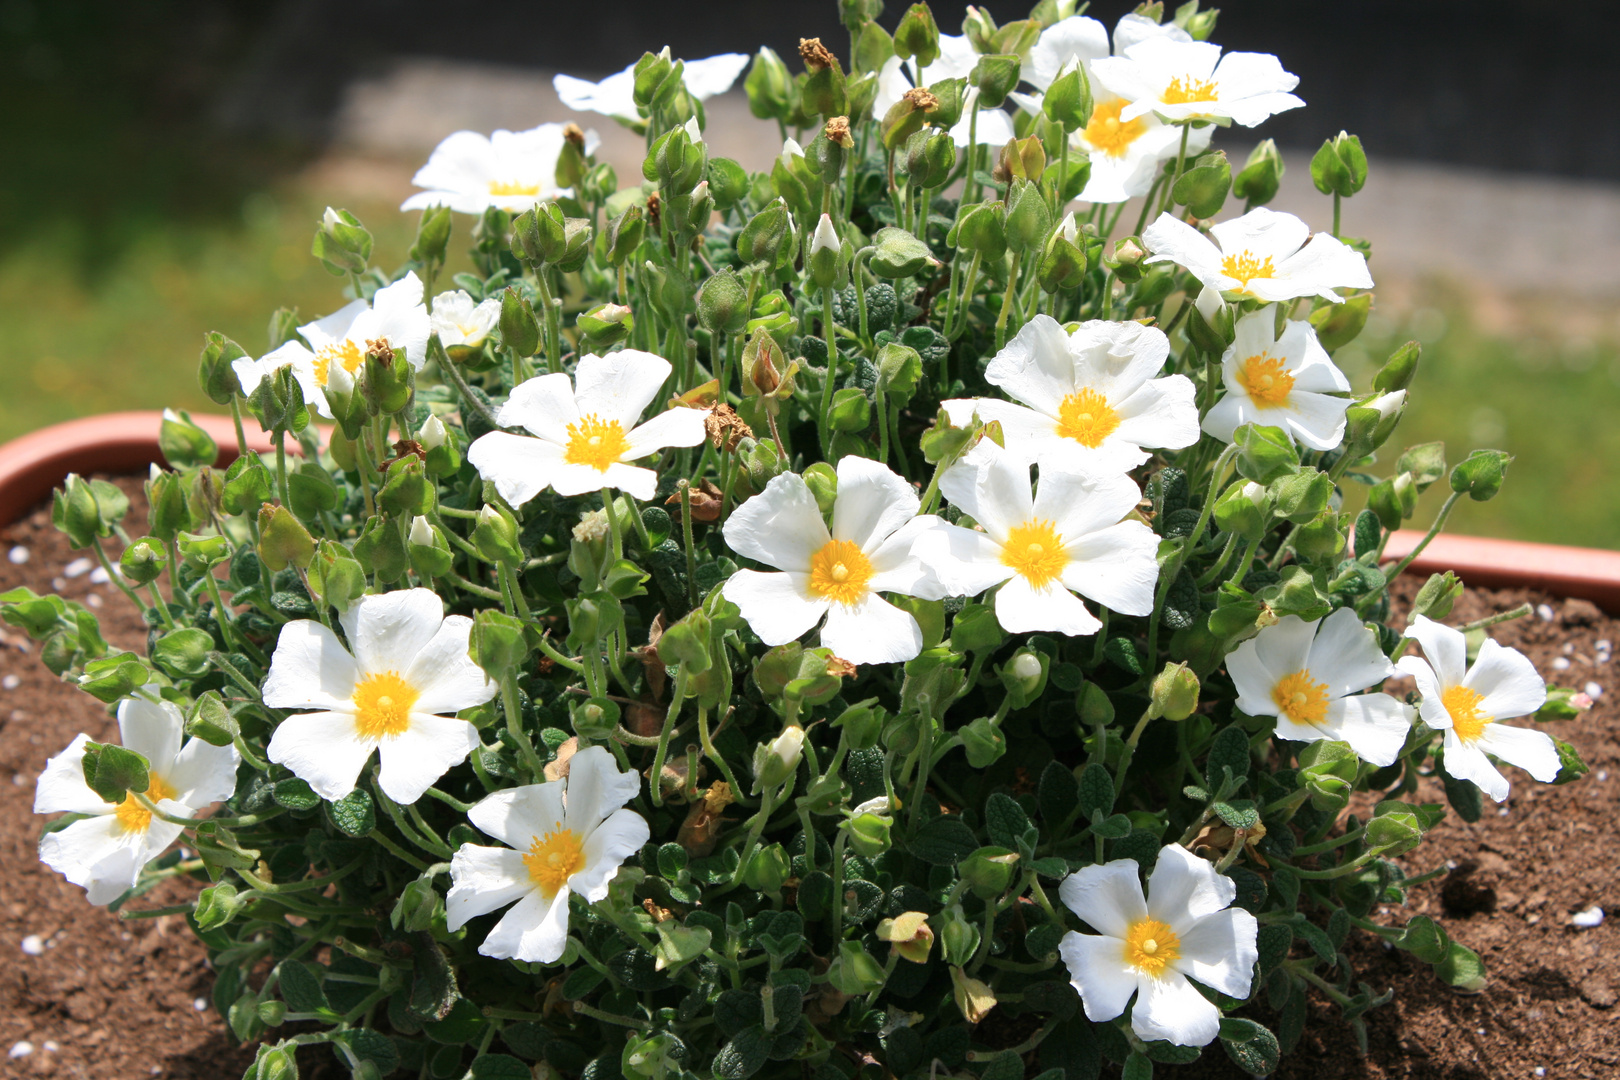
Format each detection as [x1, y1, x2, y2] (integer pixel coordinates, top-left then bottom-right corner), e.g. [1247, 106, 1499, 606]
[667, 479, 725, 523]
[704, 403, 753, 452]
[676, 781, 736, 857]
[799, 37, 835, 72]
[542, 736, 579, 782]
[825, 655, 858, 678]
[365, 337, 395, 365]
[646, 189, 662, 233]
[824, 115, 854, 149]
[642, 898, 674, 923]
[562, 122, 586, 150]
[902, 87, 939, 112]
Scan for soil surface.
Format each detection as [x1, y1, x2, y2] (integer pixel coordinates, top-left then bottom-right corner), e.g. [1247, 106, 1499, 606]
[0, 482, 1615, 1079]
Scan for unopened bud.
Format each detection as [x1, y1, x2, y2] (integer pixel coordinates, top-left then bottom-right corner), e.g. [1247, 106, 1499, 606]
[1149, 661, 1200, 721]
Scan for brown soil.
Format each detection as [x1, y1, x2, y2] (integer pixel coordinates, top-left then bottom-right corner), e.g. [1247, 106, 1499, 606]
[0, 482, 1615, 1079]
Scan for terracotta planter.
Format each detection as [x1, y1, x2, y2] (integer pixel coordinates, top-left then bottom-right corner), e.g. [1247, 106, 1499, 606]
[1, 412, 1616, 611]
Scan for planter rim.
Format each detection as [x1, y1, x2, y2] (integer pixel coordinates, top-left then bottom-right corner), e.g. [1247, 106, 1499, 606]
[1, 412, 1617, 611]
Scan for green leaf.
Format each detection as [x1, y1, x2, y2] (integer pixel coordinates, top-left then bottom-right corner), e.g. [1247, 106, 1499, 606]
[1211, 801, 1259, 830]
[1103, 636, 1144, 676]
[1122, 1051, 1153, 1080]
[1076, 762, 1115, 818]
[1203, 724, 1251, 793]
[1091, 813, 1133, 839]
[1038, 760, 1079, 824]
[1257, 923, 1292, 974]
[150, 627, 215, 678]
[277, 960, 329, 1013]
[424, 997, 489, 1045]
[335, 1029, 399, 1076]
[1218, 1018, 1280, 1075]
[271, 778, 320, 812]
[985, 792, 1035, 850]
[328, 789, 376, 836]
[409, 932, 459, 1022]
[1161, 569, 1201, 631]
[979, 1049, 1025, 1080]
[470, 1054, 532, 1079]
[712, 1025, 770, 1079]
[1551, 739, 1590, 784]
[909, 814, 977, 865]
[1439, 758, 1483, 822]
[1434, 940, 1487, 991]
[1398, 915, 1450, 964]
[81, 742, 150, 804]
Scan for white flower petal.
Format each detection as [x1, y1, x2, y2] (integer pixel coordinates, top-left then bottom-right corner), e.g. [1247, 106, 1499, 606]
[1253, 615, 1318, 681]
[1280, 390, 1350, 451]
[1110, 374, 1201, 453]
[1402, 615, 1467, 689]
[479, 887, 571, 964]
[1174, 907, 1260, 1000]
[265, 713, 377, 802]
[723, 570, 826, 646]
[1324, 693, 1411, 767]
[1061, 521, 1159, 617]
[34, 734, 113, 815]
[1147, 845, 1237, 925]
[551, 460, 653, 500]
[569, 807, 650, 902]
[1476, 723, 1561, 784]
[40, 815, 157, 906]
[622, 406, 708, 461]
[682, 53, 751, 99]
[342, 588, 446, 678]
[1026, 16, 1109, 90]
[1059, 858, 1148, 937]
[165, 738, 241, 809]
[367, 272, 430, 369]
[1307, 607, 1395, 697]
[866, 516, 953, 600]
[1131, 969, 1221, 1047]
[1210, 207, 1309, 263]
[562, 746, 641, 837]
[498, 372, 580, 440]
[938, 398, 1068, 468]
[944, 442, 1035, 541]
[300, 299, 368, 351]
[1396, 654, 1453, 730]
[573, 350, 670, 430]
[261, 620, 360, 711]
[1059, 931, 1139, 1022]
[1442, 731, 1508, 803]
[405, 615, 498, 715]
[832, 456, 918, 552]
[1225, 642, 1281, 719]
[723, 472, 831, 572]
[470, 783, 567, 851]
[1142, 214, 1224, 283]
[995, 576, 1101, 637]
[911, 522, 1013, 598]
[446, 845, 533, 932]
[983, 314, 1080, 417]
[376, 716, 481, 805]
[1464, 639, 1547, 720]
[467, 432, 567, 507]
[820, 593, 923, 665]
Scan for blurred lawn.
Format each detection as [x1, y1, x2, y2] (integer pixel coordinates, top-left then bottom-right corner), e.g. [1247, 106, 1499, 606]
[0, 184, 1614, 549]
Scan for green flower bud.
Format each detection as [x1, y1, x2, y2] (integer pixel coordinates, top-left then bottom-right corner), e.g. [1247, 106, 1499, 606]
[644, 126, 708, 194]
[960, 716, 1007, 768]
[798, 38, 848, 119]
[472, 504, 523, 567]
[828, 941, 887, 995]
[409, 203, 452, 266]
[1042, 61, 1093, 130]
[963, 6, 997, 51]
[252, 1045, 298, 1080]
[1004, 177, 1052, 254]
[185, 691, 239, 748]
[876, 342, 924, 402]
[1449, 450, 1512, 502]
[572, 696, 619, 741]
[1295, 509, 1347, 565]
[267, 307, 300, 352]
[1077, 681, 1115, 727]
[845, 808, 893, 858]
[1232, 423, 1300, 484]
[1365, 801, 1426, 857]
[971, 54, 1021, 110]
[751, 726, 805, 793]
[743, 843, 791, 893]
[307, 538, 366, 611]
[950, 200, 1007, 260]
[1037, 211, 1087, 292]
[470, 608, 528, 682]
[832, 700, 884, 752]
[869, 226, 939, 280]
[145, 467, 189, 543]
[706, 156, 749, 210]
[1175, 1, 1220, 40]
[500, 286, 541, 358]
[1311, 131, 1368, 198]
[362, 341, 413, 416]
[893, 2, 942, 68]
[377, 455, 431, 517]
[745, 47, 794, 122]
[1410, 571, 1464, 622]
[802, 462, 839, 514]
[1000, 647, 1048, 708]
[419, 414, 462, 477]
[960, 846, 1019, 899]
[808, 213, 845, 290]
[54, 473, 127, 550]
[736, 199, 795, 270]
[352, 513, 408, 583]
[1310, 292, 1370, 353]
[1170, 150, 1231, 220]
[193, 881, 245, 932]
[1233, 138, 1284, 208]
[990, 18, 1041, 57]
[1213, 479, 1271, 541]
[1106, 235, 1146, 283]
[879, 86, 937, 151]
[697, 266, 749, 336]
[1271, 468, 1333, 525]
[1398, 442, 1448, 491]
[251, 362, 308, 433]
[948, 602, 1005, 653]
[828, 387, 871, 432]
[602, 203, 646, 267]
[1344, 389, 1406, 456]
[997, 135, 1046, 182]
[118, 536, 168, 586]
[742, 437, 786, 491]
[256, 504, 315, 573]
[1368, 472, 1419, 530]
[1298, 739, 1360, 812]
[656, 611, 712, 674]
[312, 206, 372, 276]
[938, 903, 980, 965]
[1374, 340, 1421, 393]
[391, 874, 444, 933]
[197, 332, 248, 406]
[904, 128, 957, 190]
[633, 47, 680, 112]
[1148, 661, 1200, 721]
[407, 515, 453, 580]
[1435, 941, 1488, 993]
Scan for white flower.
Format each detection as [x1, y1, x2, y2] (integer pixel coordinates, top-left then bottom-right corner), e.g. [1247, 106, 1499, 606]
[1227, 608, 1411, 766]
[554, 51, 749, 124]
[811, 213, 840, 256]
[1090, 38, 1304, 128]
[467, 350, 708, 505]
[1142, 207, 1373, 303]
[873, 35, 1015, 147]
[1058, 845, 1258, 1047]
[1397, 615, 1559, 802]
[447, 746, 649, 964]
[942, 315, 1199, 475]
[232, 272, 432, 419]
[1364, 389, 1407, 422]
[264, 589, 497, 805]
[420, 413, 449, 450]
[1011, 14, 1190, 112]
[722, 456, 950, 666]
[401, 124, 599, 215]
[35, 696, 239, 905]
[1202, 306, 1351, 451]
[409, 515, 434, 546]
[916, 441, 1159, 637]
[431, 290, 501, 349]
[1073, 95, 1212, 204]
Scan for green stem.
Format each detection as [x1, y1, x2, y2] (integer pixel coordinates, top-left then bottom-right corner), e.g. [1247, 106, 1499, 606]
[994, 253, 1023, 351]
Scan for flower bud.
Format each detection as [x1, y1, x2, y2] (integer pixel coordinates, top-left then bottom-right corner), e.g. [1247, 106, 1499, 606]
[145, 467, 189, 543]
[1004, 177, 1052, 254]
[53, 473, 121, 549]
[571, 697, 619, 741]
[960, 846, 1019, 899]
[1042, 61, 1092, 130]
[255, 1000, 287, 1028]
[742, 437, 786, 490]
[877, 912, 934, 963]
[1272, 467, 1334, 525]
[752, 726, 805, 793]
[1232, 423, 1300, 483]
[971, 54, 1021, 110]
[118, 537, 167, 586]
[576, 302, 635, 353]
[742, 843, 791, 893]
[696, 266, 749, 336]
[1374, 340, 1421, 393]
[252, 1045, 297, 1080]
[407, 515, 453, 579]
[960, 716, 1006, 768]
[879, 86, 937, 151]
[1298, 739, 1360, 813]
[950, 200, 1007, 260]
[1213, 479, 1270, 541]
[962, 5, 997, 49]
[869, 226, 938, 279]
[736, 200, 795, 270]
[472, 504, 523, 567]
[925, 77, 967, 129]
[745, 47, 794, 122]
[893, 2, 941, 68]
[256, 504, 315, 572]
[470, 608, 528, 681]
[1311, 131, 1368, 198]
[1037, 212, 1086, 292]
[632, 47, 679, 112]
[307, 538, 366, 612]
[410, 203, 452, 266]
[1410, 571, 1464, 622]
[601, 203, 646, 267]
[802, 462, 839, 514]
[1450, 449, 1511, 502]
[312, 207, 372, 276]
[996, 135, 1046, 183]
[808, 214, 844, 290]
[1368, 472, 1419, 530]
[391, 875, 444, 933]
[197, 331, 247, 406]
[1233, 138, 1284, 208]
[1148, 661, 1200, 721]
[419, 414, 461, 477]
[352, 514, 407, 583]
[1000, 647, 1048, 707]
[828, 941, 887, 995]
[378, 455, 432, 517]
[1294, 509, 1347, 565]
[500, 286, 541, 358]
[1107, 235, 1146, 283]
[843, 807, 893, 857]
[904, 128, 957, 190]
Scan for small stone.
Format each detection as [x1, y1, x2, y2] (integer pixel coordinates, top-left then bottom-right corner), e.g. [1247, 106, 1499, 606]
[1597, 639, 1612, 652]
[1552, 657, 1571, 671]
[2, 675, 18, 690]
[1537, 603, 1556, 621]
[50, 577, 65, 591]
[88, 566, 111, 584]
[193, 997, 208, 1011]
[62, 557, 93, 578]
[7, 546, 28, 564]
[20, 934, 43, 956]
[1561, 598, 1603, 626]
[1599, 771, 1609, 782]
[1585, 681, 1603, 699]
[1572, 905, 1605, 928]
[42, 1041, 57, 1053]
[1535, 1068, 1546, 1077]
[1579, 977, 1616, 1009]
[8, 1042, 32, 1059]
[85, 593, 102, 609]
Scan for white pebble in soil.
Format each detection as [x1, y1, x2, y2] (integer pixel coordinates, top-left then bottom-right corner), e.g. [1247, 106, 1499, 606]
[193, 997, 208, 1011]
[62, 557, 92, 578]
[1598, 770, 1609, 782]
[1537, 603, 1556, 621]
[1562, 642, 1576, 655]
[6, 546, 27, 565]
[42, 1042, 57, 1053]
[1585, 681, 1604, 698]
[8, 1041, 32, 1059]
[86, 593, 102, 608]
[1535, 1068, 1547, 1077]
[1571, 905, 1605, 928]
[1552, 657, 1571, 671]
[2, 674, 19, 690]
[20, 934, 43, 956]
[50, 577, 65, 591]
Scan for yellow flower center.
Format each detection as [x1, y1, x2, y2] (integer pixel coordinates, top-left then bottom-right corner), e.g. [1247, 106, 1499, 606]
[1272, 669, 1330, 727]
[352, 671, 420, 740]
[1220, 251, 1276, 290]
[1162, 76, 1219, 105]
[524, 828, 586, 896]
[488, 179, 542, 197]
[1237, 353, 1295, 408]
[563, 413, 631, 472]
[1123, 918, 1181, 977]
[1443, 684, 1490, 743]
[114, 773, 177, 834]
[807, 539, 874, 606]
[1082, 99, 1148, 158]
[1055, 388, 1122, 448]
[1000, 519, 1067, 589]
[312, 339, 365, 388]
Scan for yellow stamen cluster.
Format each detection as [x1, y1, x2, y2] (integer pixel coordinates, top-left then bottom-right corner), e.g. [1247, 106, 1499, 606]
[1220, 251, 1276, 289]
[488, 179, 542, 197]
[524, 828, 586, 896]
[1443, 684, 1490, 743]
[1238, 353, 1295, 408]
[352, 671, 420, 740]
[807, 539, 874, 606]
[312, 339, 365, 387]
[1055, 389, 1123, 448]
[114, 773, 177, 834]
[1162, 76, 1219, 105]
[1272, 669, 1330, 727]
[563, 414, 631, 472]
[1082, 100, 1148, 158]
[1123, 918, 1181, 977]
[1000, 519, 1067, 589]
